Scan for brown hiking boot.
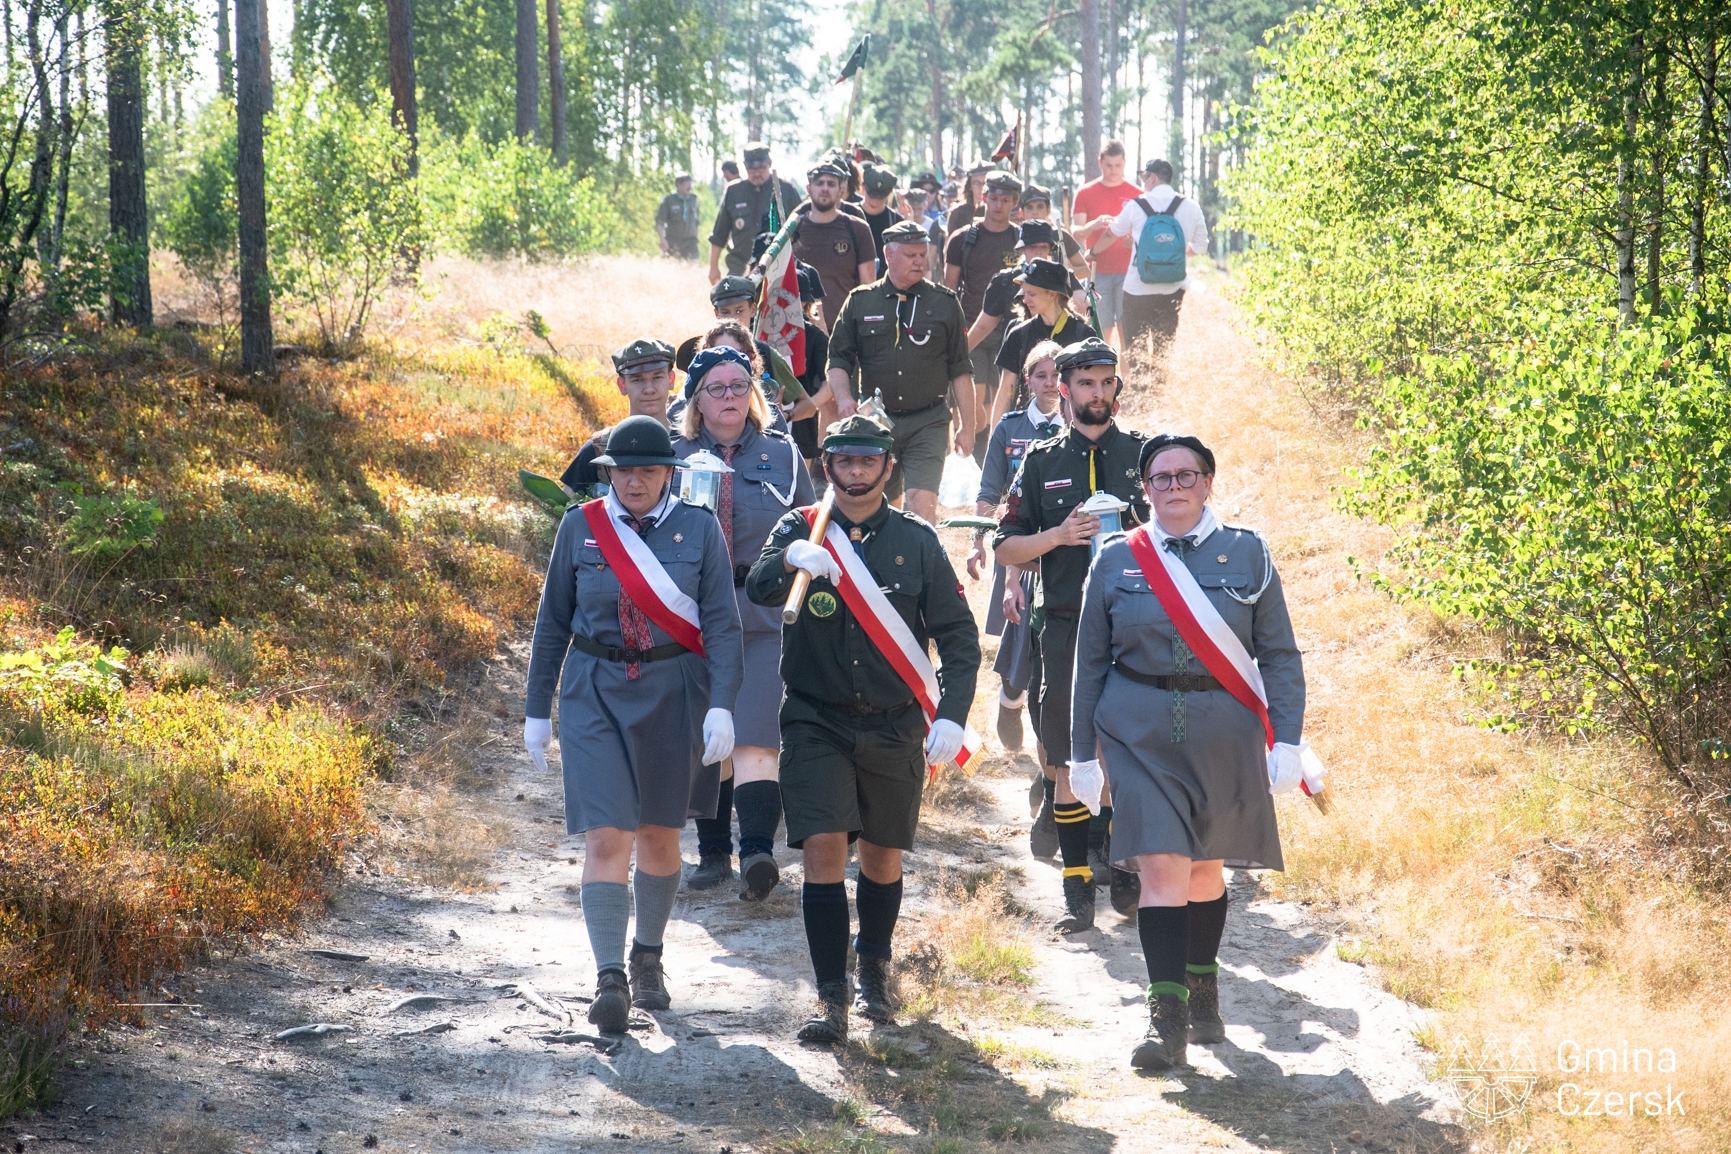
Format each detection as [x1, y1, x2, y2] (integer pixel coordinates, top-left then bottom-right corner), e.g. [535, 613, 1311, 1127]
[587, 968, 630, 1034]
[1053, 874, 1096, 934]
[1130, 992, 1190, 1071]
[997, 701, 1025, 752]
[796, 980, 851, 1044]
[628, 946, 671, 1011]
[1030, 794, 1059, 860]
[854, 955, 897, 1024]
[1186, 970, 1225, 1044]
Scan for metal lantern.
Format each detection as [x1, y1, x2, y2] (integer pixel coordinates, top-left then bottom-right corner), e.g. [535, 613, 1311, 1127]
[678, 449, 735, 511]
[1081, 490, 1130, 557]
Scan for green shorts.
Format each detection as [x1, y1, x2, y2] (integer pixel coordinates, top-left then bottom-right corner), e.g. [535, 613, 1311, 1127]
[778, 693, 928, 850]
[886, 400, 952, 500]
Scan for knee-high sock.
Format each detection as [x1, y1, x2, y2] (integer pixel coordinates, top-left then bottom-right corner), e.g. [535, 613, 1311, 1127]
[1088, 805, 1114, 853]
[1055, 801, 1092, 880]
[853, 873, 903, 960]
[1185, 891, 1228, 975]
[631, 866, 681, 950]
[581, 881, 630, 975]
[734, 780, 781, 860]
[801, 881, 851, 987]
[1138, 904, 1190, 1001]
[694, 775, 734, 858]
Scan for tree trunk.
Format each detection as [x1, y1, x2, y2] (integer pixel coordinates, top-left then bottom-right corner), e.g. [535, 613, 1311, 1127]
[1079, 0, 1101, 179]
[1170, 0, 1186, 179]
[926, 0, 944, 173]
[384, 0, 416, 173]
[1105, 0, 1116, 138]
[1647, 43, 1667, 314]
[38, 9, 69, 279]
[546, 0, 565, 159]
[514, 0, 537, 141]
[106, 6, 151, 327]
[1616, 32, 1643, 326]
[1691, 28, 1716, 294]
[215, 0, 231, 98]
[235, 0, 272, 372]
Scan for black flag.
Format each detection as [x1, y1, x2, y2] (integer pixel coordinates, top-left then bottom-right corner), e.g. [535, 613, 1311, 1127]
[835, 36, 870, 85]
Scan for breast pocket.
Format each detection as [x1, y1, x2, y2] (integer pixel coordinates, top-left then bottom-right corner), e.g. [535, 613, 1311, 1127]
[1195, 568, 1256, 635]
[1039, 484, 1079, 526]
[856, 318, 894, 345]
[1110, 574, 1163, 626]
[880, 560, 924, 611]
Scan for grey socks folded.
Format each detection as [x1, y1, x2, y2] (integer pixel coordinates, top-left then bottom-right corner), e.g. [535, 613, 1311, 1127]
[580, 880, 630, 974]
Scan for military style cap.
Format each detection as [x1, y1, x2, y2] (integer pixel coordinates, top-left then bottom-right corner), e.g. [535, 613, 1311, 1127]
[1139, 433, 1216, 477]
[966, 159, 996, 176]
[822, 413, 894, 456]
[710, 275, 758, 307]
[984, 171, 1024, 197]
[862, 164, 897, 198]
[1014, 258, 1071, 295]
[1019, 183, 1051, 206]
[879, 219, 931, 245]
[1015, 219, 1059, 249]
[912, 171, 942, 192]
[612, 337, 675, 374]
[808, 160, 849, 182]
[1141, 157, 1165, 175]
[592, 414, 683, 469]
[743, 141, 771, 163]
[1054, 337, 1119, 374]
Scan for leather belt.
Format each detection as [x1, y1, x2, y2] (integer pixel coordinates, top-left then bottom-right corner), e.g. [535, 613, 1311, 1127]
[570, 635, 689, 664]
[1112, 663, 1220, 693]
[792, 691, 916, 717]
[887, 399, 947, 418]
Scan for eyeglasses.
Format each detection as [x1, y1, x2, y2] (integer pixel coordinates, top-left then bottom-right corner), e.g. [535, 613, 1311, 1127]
[699, 380, 753, 398]
[1146, 469, 1210, 491]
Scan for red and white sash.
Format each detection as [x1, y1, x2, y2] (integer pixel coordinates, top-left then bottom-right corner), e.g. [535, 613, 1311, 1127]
[802, 508, 982, 774]
[583, 497, 706, 655]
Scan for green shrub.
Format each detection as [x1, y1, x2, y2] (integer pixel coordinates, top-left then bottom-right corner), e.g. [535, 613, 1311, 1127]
[61, 490, 164, 558]
[420, 132, 627, 260]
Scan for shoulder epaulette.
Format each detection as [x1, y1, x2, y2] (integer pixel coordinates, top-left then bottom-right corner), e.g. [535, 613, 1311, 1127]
[896, 507, 940, 533]
[925, 280, 960, 299]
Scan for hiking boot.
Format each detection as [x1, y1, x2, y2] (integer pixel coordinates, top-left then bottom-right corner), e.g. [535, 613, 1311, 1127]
[997, 702, 1025, 752]
[854, 955, 897, 1024]
[1053, 874, 1096, 934]
[1027, 774, 1044, 818]
[1110, 867, 1142, 917]
[739, 852, 780, 902]
[796, 980, 851, 1044]
[1186, 970, 1225, 1045]
[686, 852, 733, 890]
[587, 968, 631, 1034]
[1088, 842, 1112, 889]
[1130, 993, 1190, 1071]
[1030, 795, 1059, 861]
[627, 946, 670, 1011]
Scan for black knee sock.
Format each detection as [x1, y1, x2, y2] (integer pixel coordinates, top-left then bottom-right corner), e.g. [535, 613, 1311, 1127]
[1138, 904, 1190, 1001]
[1088, 805, 1113, 853]
[1055, 801, 1092, 880]
[695, 775, 734, 857]
[853, 873, 903, 961]
[1185, 892, 1228, 975]
[734, 780, 781, 859]
[801, 881, 851, 987]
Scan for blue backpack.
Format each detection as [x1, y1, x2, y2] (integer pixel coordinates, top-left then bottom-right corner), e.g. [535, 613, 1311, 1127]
[1133, 195, 1187, 284]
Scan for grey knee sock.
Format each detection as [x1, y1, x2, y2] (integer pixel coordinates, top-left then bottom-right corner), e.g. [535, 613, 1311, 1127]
[580, 881, 630, 974]
[631, 867, 682, 949]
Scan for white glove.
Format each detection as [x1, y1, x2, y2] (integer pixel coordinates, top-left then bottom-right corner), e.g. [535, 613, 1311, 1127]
[1068, 759, 1104, 815]
[924, 719, 965, 766]
[784, 539, 841, 583]
[524, 716, 553, 773]
[1267, 742, 1304, 795]
[702, 707, 735, 766]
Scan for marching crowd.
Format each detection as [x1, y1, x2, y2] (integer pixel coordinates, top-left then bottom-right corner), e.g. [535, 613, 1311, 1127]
[528, 138, 1323, 1072]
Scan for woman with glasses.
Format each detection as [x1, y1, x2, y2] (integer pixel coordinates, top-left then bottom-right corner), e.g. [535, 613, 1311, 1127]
[674, 346, 815, 902]
[1070, 433, 1307, 1072]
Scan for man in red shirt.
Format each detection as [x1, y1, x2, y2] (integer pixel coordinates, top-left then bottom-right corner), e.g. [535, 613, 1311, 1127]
[1071, 140, 1141, 350]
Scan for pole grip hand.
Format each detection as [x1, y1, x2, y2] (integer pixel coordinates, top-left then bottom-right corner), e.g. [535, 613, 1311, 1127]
[782, 489, 837, 624]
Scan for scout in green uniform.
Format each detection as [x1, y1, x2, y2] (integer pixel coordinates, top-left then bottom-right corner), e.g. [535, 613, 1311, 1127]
[992, 338, 1149, 933]
[825, 219, 975, 526]
[746, 414, 980, 1043]
[708, 142, 804, 282]
[560, 338, 678, 497]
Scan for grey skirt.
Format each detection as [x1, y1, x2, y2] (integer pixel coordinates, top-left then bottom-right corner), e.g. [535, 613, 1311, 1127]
[734, 631, 786, 749]
[1094, 667, 1284, 871]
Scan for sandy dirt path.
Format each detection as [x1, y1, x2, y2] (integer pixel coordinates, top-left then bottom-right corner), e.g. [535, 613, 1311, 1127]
[13, 283, 1469, 1154]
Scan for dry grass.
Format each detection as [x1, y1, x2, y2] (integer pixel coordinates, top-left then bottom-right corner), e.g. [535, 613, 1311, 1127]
[1139, 276, 1731, 1150]
[898, 867, 1061, 1029]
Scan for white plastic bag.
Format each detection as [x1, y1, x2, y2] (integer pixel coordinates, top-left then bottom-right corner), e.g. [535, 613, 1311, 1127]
[937, 452, 982, 508]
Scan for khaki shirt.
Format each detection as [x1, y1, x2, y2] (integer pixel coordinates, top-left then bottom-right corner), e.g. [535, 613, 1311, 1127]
[826, 277, 971, 414]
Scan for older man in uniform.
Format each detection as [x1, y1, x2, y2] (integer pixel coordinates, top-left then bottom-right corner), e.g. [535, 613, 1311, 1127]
[708, 142, 803, 283]
[747, 413, 980, 1042]
[560, 338, 678, 498]
[993, 338, 1148, 933]
[826, 219, 974, 525]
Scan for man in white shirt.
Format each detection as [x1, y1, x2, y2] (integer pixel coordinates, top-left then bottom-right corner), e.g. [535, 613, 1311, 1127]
[1088, 158, 1209, 360]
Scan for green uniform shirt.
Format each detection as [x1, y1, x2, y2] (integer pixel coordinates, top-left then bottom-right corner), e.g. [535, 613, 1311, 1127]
[993, 422, 1151, 614]
[709, 176, 803, 273]
[746, 500, 980, 724]
[826, 277, 972, 414]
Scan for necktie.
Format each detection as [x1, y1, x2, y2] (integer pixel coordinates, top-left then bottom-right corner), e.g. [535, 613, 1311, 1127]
[618, 514, 656, 681]
[717, 444, 737, 560]
[1165, 536, 1195, 742]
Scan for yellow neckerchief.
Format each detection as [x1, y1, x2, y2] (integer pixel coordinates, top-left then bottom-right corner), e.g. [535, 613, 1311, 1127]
[1088, 443, 1097, 494]
[1051, 310, 1068, 338]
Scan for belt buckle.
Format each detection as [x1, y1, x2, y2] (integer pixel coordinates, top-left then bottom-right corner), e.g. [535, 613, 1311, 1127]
[622, 647, 643, 663]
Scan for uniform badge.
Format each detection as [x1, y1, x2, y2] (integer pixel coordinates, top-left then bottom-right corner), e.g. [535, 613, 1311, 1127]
[894, 555, 904, 566]
[1217, 554, 1229, 563]
[673, 532, 684, 543]
[849, 527, 863, 542]
[806, 591, 838, 618]
[761, 453, 770, 460]
[833, 240, 851, 254]
[734, 217, 747, 232]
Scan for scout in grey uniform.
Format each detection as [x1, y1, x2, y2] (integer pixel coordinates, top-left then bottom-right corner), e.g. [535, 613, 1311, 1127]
[523, 415, 745, 1033]
[673, 347, 815, 900]
[1069, 433, 1305, 1070]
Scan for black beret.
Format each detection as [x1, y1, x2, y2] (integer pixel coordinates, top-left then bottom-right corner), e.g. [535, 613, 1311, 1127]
[1139, 433, 1216, 477]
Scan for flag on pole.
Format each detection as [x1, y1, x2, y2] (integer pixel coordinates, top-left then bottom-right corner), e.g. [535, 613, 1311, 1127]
[991, 119, 1019, 166]
[835, 35, 870, 85]
[756, 234, 806, 377]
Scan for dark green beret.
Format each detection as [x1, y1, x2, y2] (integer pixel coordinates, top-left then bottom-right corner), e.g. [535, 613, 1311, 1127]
[612, 337, 676, 374]
[822, 413, 894, 455]
[710, 275, 758, 307]
[862, 164, 897, 197]
[879, 219, 930, 245]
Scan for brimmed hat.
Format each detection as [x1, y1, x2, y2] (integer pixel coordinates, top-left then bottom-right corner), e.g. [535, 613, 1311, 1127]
[1015, 219, 1059, 249]
[710, 275, 758, 307]
[822, 413, 894, 456]
[612, 337, 676, 375]
[880, 219, 930, 245]
[1053, 337, 1118, 374]
[592, 414, 683, 469]
[1138, 433, 1216, 477]
[1014, 258, 1071, 295]
[984, 172, 1024, 197]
